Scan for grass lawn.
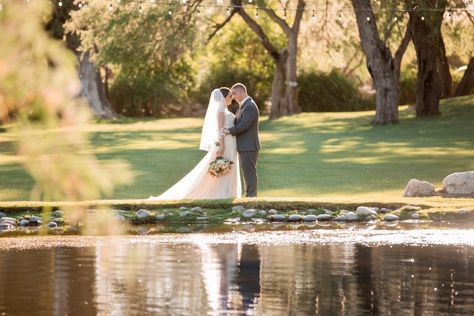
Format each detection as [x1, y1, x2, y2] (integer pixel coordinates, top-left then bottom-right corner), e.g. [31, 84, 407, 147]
[1, 96, 474, 208]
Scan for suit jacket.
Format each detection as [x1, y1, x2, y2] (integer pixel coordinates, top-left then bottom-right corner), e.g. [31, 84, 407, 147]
[228, 97, 261, 152]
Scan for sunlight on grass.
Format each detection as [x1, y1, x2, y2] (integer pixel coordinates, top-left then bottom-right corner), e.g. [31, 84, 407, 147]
[1, 96, 473, 202]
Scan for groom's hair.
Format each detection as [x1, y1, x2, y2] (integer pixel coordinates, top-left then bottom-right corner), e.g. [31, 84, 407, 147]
[231, 83, 247, 94]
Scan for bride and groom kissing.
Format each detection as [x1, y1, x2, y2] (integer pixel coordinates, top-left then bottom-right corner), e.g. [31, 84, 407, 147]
[149, 83, 261, 201]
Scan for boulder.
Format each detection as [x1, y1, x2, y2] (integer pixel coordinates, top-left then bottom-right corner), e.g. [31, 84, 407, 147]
[403, 179, 436, 197]
[136, 209, 151, 220]
[442, 171, 474, 195]
[356, 206, 373, 216]
[333, 215, 347, 221]
[232, 205, 246, 212]
[345, 212, 358, 221]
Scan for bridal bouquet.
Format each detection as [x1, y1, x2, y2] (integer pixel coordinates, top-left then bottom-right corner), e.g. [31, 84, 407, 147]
[209, 156, 234, 177]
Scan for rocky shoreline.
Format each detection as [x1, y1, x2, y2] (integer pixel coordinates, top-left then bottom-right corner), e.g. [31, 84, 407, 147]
[1, 204, 473, 236]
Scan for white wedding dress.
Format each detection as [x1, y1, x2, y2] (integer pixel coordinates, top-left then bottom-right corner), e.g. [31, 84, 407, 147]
[149, 90, 241, 200]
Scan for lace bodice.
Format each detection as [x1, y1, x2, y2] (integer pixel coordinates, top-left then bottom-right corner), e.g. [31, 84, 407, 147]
[224, 110, 235, 128]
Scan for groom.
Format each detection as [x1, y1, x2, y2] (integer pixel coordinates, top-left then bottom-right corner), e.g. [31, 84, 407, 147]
[223, 83, 261, 197]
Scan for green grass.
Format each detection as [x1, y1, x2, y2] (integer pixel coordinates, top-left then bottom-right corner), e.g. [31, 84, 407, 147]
[1, 96, 474, 205]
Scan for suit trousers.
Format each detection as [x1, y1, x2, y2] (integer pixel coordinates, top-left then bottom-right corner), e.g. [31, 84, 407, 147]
[239, 151, 259, 197]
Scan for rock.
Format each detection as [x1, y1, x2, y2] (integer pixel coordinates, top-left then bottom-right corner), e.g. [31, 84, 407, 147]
[380, 208, 393, 213]
[345, 212, 358, 221]
[411, 213, 420, 219]
[288, 214, 303, 222]
[28, 216, 42, 225]
[0, 212, 6, 218]
[19, 219, 29, 226]
[268, 209, 277, 214]
[224, 217, 241, 224]
[356, 206, 371, 216]
[47, 222, 58, 228]
[0, 223, 15, 231]
[177, 227, 192, 233]
[400, 205, 421, 212]
[384, 214, 399, 221]
[371, 207, 380, 212]
[323, 209, 333, 215]
[196, 216, 209, 221]
[232, 205, 245, 212]
[179, 211, 192, 217]
[340, 210, 350, 214]
[303, 215, 318, 222]
[307, 209, 317, 213]
[0, 217, 16, 223]
[333, 215, 347, 221]
[258, 210, 267, 216]
[191, 207, 203, 213]
[136, 209, 151, 220]
[52, 210, 64, 217]
[113, 215, 126, 221]
[179, 206, 188, 211]
[442, 171, 474, 195]
[317, 214, 332, 221]
[252, 218, 267, 224]
[242, 209, 257, 218]
[272, 214, 287, 222]
[458, 208, 471, 215]
[403, 179, 436, 197]
[155, 214, 166, 221]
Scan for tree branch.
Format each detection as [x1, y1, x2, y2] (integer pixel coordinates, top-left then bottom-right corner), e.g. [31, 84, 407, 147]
[231, 0, 281, 61]
[393, 15, 412, 72]
[292, 0, 305, 33]
[261, 7, 291, 34]
[207, 9, 237, 43]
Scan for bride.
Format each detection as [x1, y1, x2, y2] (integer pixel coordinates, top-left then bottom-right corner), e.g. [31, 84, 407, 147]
[149, 88, 242, 200]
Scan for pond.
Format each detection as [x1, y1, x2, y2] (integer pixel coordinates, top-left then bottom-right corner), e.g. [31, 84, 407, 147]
[1, 228, 474, 315]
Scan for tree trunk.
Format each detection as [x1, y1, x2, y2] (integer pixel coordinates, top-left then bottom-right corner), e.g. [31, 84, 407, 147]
[270, 50, 289, 119]
[77, 52, 116, 118]
[286, 32, 301, 115]
[454, 57, 474, 96]
[352, 0, 399, 124]
[408, 0, 448, 117]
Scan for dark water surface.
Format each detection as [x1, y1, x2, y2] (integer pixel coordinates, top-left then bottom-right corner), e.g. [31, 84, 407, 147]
[1, 230, 474, 315]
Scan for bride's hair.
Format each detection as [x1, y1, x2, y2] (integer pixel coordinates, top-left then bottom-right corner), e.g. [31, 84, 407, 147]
[219, 87, 231, 98]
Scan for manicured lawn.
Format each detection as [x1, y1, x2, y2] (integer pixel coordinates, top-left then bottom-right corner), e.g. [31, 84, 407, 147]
[1, 96, 473, 203]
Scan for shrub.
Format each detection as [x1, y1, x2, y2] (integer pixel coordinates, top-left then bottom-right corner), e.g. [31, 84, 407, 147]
[298, 70, 374, 112]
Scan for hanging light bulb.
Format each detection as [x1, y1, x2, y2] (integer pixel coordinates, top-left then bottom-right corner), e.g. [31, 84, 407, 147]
[139, 3, 143, 12]
[78, 1, 83, 8]
[150, 0, 155, 3]
[216, 0, 223, 4]
[366, 16, 371, 22]
[58, 1, 63, 7]
[393, 16, 398, 22]
[255, 8, 259, 19]
[283, 9, 287, 20]
[249, 0, 253, 3]
[182, 0, 187, 4]
[197, 5, 201, 15]
[312, 10, 316, 22]
[109, 3, 113, 11]
[226, 7, 231, 15]
[421, 15, 425, 21]
[168, 6, 172, 15]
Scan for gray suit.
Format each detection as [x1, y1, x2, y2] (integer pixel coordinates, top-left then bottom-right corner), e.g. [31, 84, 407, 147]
[228, 97, 261, 197]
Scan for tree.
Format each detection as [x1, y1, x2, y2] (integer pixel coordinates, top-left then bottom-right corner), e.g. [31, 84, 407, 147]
[46, 0, 117, 118]
[406, 0, 451, 117]
[454, 57, 474, 96]
[210, 0, 304, 119]
[351, 0, 411, 124]
[66, 0, 199, 116]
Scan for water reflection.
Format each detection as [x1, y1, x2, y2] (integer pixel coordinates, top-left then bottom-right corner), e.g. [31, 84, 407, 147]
[1, 239, 474, 315]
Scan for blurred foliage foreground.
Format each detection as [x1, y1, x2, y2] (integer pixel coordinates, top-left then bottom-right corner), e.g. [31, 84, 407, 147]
[0, 0, 133, 233]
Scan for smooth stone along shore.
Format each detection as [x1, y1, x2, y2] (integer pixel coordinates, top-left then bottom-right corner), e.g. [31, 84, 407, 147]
[232, 206, 245, 212]
[52, 210, 64, 217]
[317, 214, 332, 221]
[334, 215, 347, 221]
[303, 215, 318, 222]
[268, 209, 277, 215]
[384, 214, 400, 221]
[137, 209, 151, 220]
[242, 209, 257, 218]
[345, 212, 358, 221]
[273, 214, 287, 222]
[19, 219, 29, 226]
[403, 179, 436, 197]
[288, 214, 303, 222]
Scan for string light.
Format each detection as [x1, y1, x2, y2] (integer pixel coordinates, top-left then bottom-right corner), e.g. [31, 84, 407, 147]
[366, 16, 371, 21]
[255, 8, 259, 19]
[58, 1, 63, 7]
[283, 9, 287, 20]
[226, 6, 230, 15]
[78, 1, 83, 8]
[312, 10, 316, 21]
[337, 10, 342, 21]
[197, 5, 201, 15]
[421, 15, 425, 20]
